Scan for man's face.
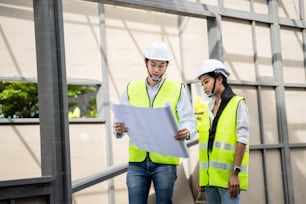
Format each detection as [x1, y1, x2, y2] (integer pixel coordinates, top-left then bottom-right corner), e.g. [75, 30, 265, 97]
[147, 59, 168, 79]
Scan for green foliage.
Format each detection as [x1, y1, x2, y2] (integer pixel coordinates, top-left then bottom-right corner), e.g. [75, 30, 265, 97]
[67, 84, 96, 98]
[0, 82, 39, 118]
[0, 82, 97, 119]
[67, 84, 97, 118]
[84, 96, 97, 118]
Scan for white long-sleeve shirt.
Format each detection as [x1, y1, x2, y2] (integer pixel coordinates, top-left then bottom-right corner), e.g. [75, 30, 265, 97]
[115, 78, 197, 139]
[208, 97, 249, 144]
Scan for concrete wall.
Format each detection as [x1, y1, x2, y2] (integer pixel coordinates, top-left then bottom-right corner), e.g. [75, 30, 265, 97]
[1, 0, 306, 203]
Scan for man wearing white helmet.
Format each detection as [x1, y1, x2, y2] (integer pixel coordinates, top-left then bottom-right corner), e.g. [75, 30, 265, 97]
[196, 59, 249, 204]
[113, 40, 197, 204]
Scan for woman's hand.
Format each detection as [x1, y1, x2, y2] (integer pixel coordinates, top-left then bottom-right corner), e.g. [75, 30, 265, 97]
[228, 173, 240, 198]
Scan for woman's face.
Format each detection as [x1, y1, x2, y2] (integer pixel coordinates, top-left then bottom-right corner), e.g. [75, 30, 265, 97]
[200, 74, 224, 97]
[199, 74, 215, 96]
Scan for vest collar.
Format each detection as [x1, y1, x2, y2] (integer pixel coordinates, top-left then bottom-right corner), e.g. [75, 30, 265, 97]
[208, 86, 236, 152]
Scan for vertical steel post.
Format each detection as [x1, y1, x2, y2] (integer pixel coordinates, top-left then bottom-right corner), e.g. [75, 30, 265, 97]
[269, 0, 294, 203]
[97, 3, 115, 204]
[33, 0, 72, 203]
[207, 15, 223, 60]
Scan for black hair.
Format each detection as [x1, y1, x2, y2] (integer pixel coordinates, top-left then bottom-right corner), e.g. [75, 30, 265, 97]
[145, 58, 169, 64]
[207, 71, 228, 87]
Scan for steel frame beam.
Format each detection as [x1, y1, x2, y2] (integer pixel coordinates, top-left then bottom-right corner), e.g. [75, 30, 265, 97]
[1, 0, 306, 204]
[33, 0, 72, 203]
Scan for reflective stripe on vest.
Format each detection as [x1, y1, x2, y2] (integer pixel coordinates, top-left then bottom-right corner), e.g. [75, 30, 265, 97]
[198, 96, 249, 190]
[200, 141, 249, 153]
[127, 79, 182, 165]
[199, 161, 248, 173]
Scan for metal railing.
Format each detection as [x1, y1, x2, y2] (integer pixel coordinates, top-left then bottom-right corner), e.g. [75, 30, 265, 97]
[72, 138, 198, 193]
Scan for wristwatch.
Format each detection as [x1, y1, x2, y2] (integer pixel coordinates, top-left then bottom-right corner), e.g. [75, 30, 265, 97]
[233, 166, 241, 174]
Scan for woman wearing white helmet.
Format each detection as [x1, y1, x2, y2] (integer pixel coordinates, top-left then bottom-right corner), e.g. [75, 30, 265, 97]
[196, 59, 250, 204]
[113, 40, 197, 204]
[195, 59, 230, 98]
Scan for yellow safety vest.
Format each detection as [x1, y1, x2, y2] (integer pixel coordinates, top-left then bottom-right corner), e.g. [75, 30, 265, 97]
[194, 96, 208, 132]
[198, 96, 249, 190]
[127, 79, 182, 165]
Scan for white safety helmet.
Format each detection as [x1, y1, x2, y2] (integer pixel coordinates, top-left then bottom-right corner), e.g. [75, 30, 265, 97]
[196, 59, 230, 80]
[144, 40, 171, 61]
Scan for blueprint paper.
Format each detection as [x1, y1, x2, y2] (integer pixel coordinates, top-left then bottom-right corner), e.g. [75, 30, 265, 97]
[111, 103, 189, 158]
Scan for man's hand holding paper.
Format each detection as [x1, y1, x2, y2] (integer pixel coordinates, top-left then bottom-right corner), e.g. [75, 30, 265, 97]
[111, 103, 189, 158]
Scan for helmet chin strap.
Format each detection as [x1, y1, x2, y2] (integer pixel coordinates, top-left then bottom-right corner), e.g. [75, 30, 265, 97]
[207, 78, 217, 98]
[207, 92, 214, 98]
[147, 68, 166, 83]
[151, 77, 161, 82]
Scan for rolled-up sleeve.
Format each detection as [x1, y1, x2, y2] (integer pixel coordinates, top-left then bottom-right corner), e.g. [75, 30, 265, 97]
[236, 101, 249, 144]
[176, 87, 197, 140]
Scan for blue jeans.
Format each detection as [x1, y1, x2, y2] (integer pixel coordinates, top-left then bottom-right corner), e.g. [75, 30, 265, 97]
[126, 156, 177, 204]
[205, 186, 240, 204]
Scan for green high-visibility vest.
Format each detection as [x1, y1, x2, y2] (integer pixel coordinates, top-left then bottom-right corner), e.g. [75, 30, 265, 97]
[127, 79, 182, 165]
[198, 96, 249, 190]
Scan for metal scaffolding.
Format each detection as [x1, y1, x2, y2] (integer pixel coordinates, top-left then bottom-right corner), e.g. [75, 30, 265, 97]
[1, 0, 306, 203]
